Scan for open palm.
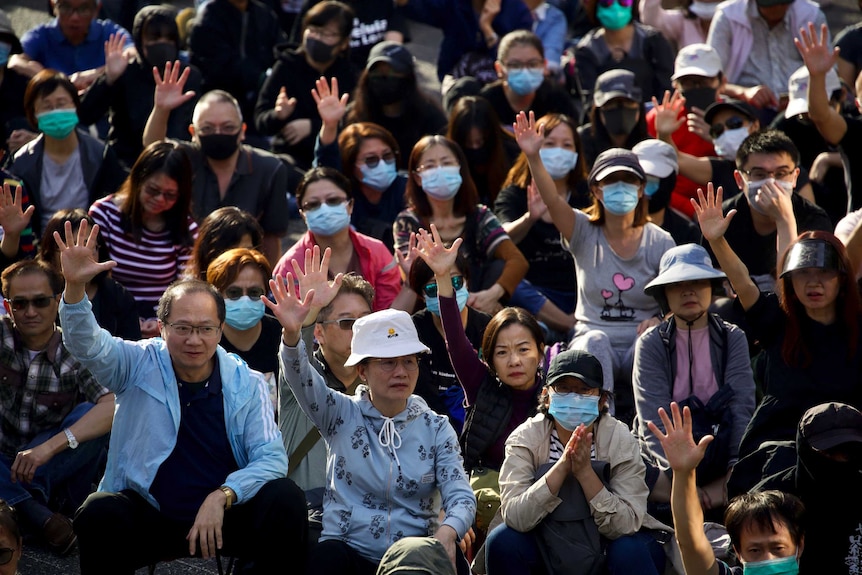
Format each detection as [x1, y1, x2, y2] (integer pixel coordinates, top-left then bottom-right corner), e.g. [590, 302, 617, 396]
[0, 184, 34, 236]
[796, 22, 839, 76]
[692, 183, 734, 242]
[513, 111, 544, 156]
[264, 272, 315, 337]
[413, 225, 462, 276]
[153, 61, 196, 111]
[290, 246, 343, 311]
[312, 76, 349, 127]
[53, 221, 116, 286]
[648, 403, 712, 474]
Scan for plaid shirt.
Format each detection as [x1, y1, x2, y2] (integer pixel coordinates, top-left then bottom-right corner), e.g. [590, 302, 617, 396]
[0, 317, 108, 457]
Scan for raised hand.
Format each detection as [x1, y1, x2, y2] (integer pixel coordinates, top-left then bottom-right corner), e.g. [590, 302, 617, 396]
[290, 245, 344, 313]
[104, 32, 129, 85]
[647, 402, 712, 474]
[412, 224, 463, 278]
[527, 180, 549, 222]
[274, 87, 297, 121]
[263, 272, 316, 345]
[153, 60, 196, 112]
[0, 183, 34, 237]
[691, 183, 735, 242]
[480, 0, 501, 27]
[651, 90, 686, 139]
[513, 110, 545, 157]
[796, 22, 839, 77]
[394, 231, 418, 277]
[312, 76, 349, 127]
[53, 220, 117, 288]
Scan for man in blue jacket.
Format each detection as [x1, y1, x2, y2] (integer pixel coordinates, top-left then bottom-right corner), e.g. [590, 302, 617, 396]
[55, 221, 307, 574]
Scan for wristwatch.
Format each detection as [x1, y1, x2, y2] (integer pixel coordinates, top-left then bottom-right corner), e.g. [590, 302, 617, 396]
[220, 485, 236, 510]
[64, 428, 79, 450]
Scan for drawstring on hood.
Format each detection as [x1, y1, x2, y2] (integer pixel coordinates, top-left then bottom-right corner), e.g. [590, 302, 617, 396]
[378, 417, 403, 469]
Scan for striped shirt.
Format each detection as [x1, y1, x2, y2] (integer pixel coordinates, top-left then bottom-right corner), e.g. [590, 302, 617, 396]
[89, 195, 198, 317]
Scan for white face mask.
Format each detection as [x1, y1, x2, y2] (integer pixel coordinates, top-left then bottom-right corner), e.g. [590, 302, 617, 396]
[714, 126, 749, 160]
[746, 177, 794, 214]
[689, 0, 718, 20]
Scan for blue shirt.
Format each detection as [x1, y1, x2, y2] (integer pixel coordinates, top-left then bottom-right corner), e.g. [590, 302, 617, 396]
[21, 18, 132, 75]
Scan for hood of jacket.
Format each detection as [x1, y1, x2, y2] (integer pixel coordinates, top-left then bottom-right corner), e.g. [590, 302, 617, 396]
[133, 5, 181, 66]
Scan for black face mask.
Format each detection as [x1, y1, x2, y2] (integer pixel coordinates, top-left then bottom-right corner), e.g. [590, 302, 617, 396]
[681, 87, 717, 112]
[144, 42, 178, 68]
[463, 146, 490, 166]
[305, 36, 336, 64]
[602, 108, 639, 136]
[648, 174, 676, 213]
[198, 133, 239, 160]
[368, 76, 408, 106]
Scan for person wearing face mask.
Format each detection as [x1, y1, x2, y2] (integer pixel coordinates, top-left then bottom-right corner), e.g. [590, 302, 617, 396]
[79, 6, 202, 169]
[485, 348, 675, 575]
[254, 1, 357, 169]
[578, 70, 650, 167]
[496, 113, 590, 335]
[274, 167, 407, 312]
[11, 70, 125, 238]
[633, 139, 701, 245]
[516, 111, 676, 426]
[144, 78, 291, 266]
[0, 11, 34, 161]
[574, 0, 674, 108]
[639, 0, 721, 51]
[394, 136, 528, 316]
[480, 31, 577, 127]
[651, 402, 806, 575]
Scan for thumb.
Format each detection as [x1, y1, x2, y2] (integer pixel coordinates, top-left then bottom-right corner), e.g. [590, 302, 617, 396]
[697, 434, 714, 452]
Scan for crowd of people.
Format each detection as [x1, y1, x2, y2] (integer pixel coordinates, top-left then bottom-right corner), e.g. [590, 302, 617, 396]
[0, 0, 862, 573]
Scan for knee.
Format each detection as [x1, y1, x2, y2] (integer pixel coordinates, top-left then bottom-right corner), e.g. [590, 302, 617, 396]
[255, 478, 306, 516]
[74, 492, 125, 538]
[605, 533, 656, 566]
[571, 329, 612, 352]
[485, 524, 535, 565]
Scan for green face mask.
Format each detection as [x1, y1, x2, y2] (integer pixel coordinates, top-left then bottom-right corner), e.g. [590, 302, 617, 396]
[596, 1, 633, 30]
[742, 555, 799, 575]
[36, 109, 79, 139]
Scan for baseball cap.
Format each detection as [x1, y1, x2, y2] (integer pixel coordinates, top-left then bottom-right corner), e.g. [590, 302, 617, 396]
[644, 244, 726, 299]
[588, 148, 645, 185]
[344, 309, 430, 366]
[800, 402, 862, 451]
[672, 43, 723, 80]
[593, 69, 642, 108]
[366, 41, 414, 75]
[703, 98, 757, 126]
[632, 139, 678, 178]
[545, 349, 603, 389]
[784, 65, 842, 118]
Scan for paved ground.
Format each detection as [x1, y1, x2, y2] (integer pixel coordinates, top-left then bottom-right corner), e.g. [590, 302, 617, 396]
[3, 0, 860, 572]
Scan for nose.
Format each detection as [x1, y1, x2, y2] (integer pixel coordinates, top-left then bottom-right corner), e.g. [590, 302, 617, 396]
[391, 360, 409, 377]
[22, 303, 39, 317]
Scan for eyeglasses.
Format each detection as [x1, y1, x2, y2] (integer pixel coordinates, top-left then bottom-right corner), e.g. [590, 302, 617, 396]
[5, 296, 56, 312]
[598, 0, 633, 7]
[223, 286, 266, 301]
[740, 168, 796, 181]
[301, 197, 349, 212]
[195, 125, 240, 137]
[0, 546, 16, 566]
[709, 116, 746, 139]
[549, 383, 595, 396]
[166, 323, 222, 338]
[143, 184, 179, 203]
[422, 275, 465, 299]
[56, 2, 95, 16]
[357, 151, 396, 168]
[306, 25, 341, 42]
[503, 59, 544, 70]
[318, 317, 359, 330]
[367, 357, 419, 372]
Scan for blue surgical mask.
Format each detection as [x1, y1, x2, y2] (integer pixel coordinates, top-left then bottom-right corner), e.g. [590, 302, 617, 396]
[359, 160, 398, 191]
[224, 296, 266, 330]
[644, 177, 660, 197]
[600, 181, 640, 215]
[596, 1, 633, 30]
[539, 148, 579, 180]
[742, 554, 799, 575]
[305, 202, 351, 236]
[548, 392, 600, 431]
[0, 42, 11, 67]
[420, 166, 463, 201]
[36, 109, 79, 140]
[507, 68, 545, 96]
[424, 285, 469, 316]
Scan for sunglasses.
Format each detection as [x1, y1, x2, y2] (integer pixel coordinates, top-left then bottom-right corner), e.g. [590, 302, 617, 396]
[5, 296, 56, 312]
[422, 275, 465, 299]
[598, 0, 634, 7]
[301, 197, 349, 212]
[0, 547, 15, 566]
[358, 151, 396, 168]
[319, 317, 360, 330]
[223, 286, 266, 301]
[709, 116, 746, 139]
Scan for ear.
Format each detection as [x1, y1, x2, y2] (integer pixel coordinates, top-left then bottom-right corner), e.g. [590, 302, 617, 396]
[346, 198, 354, 217]
[494, 60, 504, 80]
[313, 322, 325, 346]
[733, 170, 745, 192]
[188, 124, 196, 138]
[356, 363, 367, 382]
[157, 320, 166, 338]
[2, 300, 10, 315]
[239, 122, 247, 143]
[750, 120, 761, 133]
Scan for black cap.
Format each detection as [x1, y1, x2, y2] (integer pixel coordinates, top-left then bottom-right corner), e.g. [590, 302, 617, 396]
[593, 69, 642, 108]
[588, 148, 646, 186]
[703, 98, 757, 125]
[366, 41, 414, 75]
[800, 402, 862, 451]
[546, 349, 603, 389]
[779, 238, 840, 278]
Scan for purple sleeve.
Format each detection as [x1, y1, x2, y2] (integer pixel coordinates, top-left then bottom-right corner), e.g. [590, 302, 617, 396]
[439, 295, 488, 406]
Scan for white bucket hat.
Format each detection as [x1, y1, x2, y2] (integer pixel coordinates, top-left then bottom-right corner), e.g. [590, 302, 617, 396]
[344, 309, 430, 366]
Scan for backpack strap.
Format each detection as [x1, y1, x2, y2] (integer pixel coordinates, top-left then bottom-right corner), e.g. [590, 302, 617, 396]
[287, 427, 322, 476]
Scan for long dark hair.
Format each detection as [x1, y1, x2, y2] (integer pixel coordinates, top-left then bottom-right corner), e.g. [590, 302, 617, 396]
[346, 65, 443, 130]
[186, 206, 264, 280]
[504, 113, 587, 190]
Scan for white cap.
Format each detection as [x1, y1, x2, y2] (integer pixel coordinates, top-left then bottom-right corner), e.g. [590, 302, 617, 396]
[344, 309, 430, 366]
[671, 43, 723, 81]
[632, 139, 678, 178]
[785, 65, 842, 118]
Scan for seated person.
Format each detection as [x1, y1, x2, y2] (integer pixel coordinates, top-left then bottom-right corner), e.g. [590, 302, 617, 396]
[274, 248, 476, 574]
[0, 499, 23, 572]
[254, 0, 357, 169]
[578, 70, 650, 167]
[185, 206, 265, 280]
[479, 31, 578, 127]
[0, 11, 34, 159]
[632, 139, 702, 246]
[0, 176, 37, 267]
[523, 0, 566, 74]
[9, 0, 134, 91]
[634, 243, 755, 509]
[649, 402, 806, 575]
[78, 6, 202, 169]
[0, 260, 114, 555]
[58, 227, 308, 574]
[144, 73, 290, 265]
[495, 112, 588, 334]
[274, 167, 406, 311]
[11, 70, 126, 237]
[638, 0, 719, 50]
[485, 349, 672, 575]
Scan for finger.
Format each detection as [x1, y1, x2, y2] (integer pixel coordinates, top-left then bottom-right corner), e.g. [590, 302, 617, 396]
[187, 528, 197, 556]
[670, 401, 683, 430]
[206, 527, 215, 558]
[320, 246, 332, 274]
[698, 434, 715, 451]
[152, 65, 163, 84]
[331, 76, 339, 97]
